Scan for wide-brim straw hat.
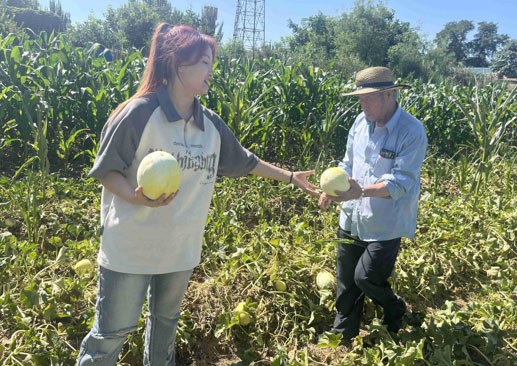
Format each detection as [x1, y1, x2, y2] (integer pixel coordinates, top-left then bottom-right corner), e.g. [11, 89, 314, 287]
[342, 66, 411, 96]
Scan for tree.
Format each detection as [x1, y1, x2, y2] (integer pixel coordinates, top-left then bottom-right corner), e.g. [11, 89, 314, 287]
[140, 0, 172, 8]
[0, 5, 22, 36]
[421, 46, 456, 82]
[105, 2, 161, 52]
[201, 6, 217, 37]
[466, 22, 509, 67]
[388, 31, 427, 79]
[68, 3, 212, 57]
[5, 0, 39, 9]
[435, 20, 474, 63]
[286, 12, 337, 66]
[48, 0, 70, 29]
[218, 38, 246, 60]
[4, 6, 63, 35]
[491, 40, 517, 78]
[69, 14, 121, 51]
[335, 0, 412, 66]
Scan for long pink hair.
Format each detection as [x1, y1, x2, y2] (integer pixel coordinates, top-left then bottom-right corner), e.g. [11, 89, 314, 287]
[110, 23, 216, 119]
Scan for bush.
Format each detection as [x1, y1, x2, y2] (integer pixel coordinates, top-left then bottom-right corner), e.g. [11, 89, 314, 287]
[5, 6, 65, 34]
[0, 6, 22, 36]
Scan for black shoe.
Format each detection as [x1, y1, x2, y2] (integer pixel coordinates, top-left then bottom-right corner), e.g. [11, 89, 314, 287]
[386, 317, 403, 333]
[384, 298, 406, 333]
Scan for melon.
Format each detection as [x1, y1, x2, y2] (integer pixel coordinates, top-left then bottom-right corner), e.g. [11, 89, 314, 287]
[274, 280, 287, 292]
[239, 311, 252, 326]
[316, 271, 336, 290]
[137, 151, 181, 200]
[234, 302, 252, 326]
[320, 167, 350, 196]
[234, 302, 246, 313]
[74, 259, 93, 272]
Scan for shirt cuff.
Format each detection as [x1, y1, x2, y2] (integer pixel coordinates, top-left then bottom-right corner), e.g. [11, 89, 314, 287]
[378, 176, 403, 200]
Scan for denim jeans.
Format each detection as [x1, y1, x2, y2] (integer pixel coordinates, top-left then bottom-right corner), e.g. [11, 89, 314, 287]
[77, 266, 193, 365]
[333, 228, 405, 337]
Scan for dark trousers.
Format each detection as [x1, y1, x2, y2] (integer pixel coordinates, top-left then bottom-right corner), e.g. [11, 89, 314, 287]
[333, 228, 405, 337]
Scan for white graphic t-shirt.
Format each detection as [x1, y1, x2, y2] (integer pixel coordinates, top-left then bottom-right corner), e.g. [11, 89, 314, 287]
[88, 85, 258, 274]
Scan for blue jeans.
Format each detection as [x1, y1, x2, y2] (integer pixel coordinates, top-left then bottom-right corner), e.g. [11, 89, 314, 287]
[77, 266, 193, 365]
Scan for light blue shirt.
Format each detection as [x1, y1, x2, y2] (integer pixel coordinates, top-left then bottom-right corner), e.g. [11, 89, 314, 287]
[338, 106, 428, 241]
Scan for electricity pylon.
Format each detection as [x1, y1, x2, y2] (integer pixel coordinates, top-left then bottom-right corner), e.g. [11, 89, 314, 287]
[233, 0, 265, 56]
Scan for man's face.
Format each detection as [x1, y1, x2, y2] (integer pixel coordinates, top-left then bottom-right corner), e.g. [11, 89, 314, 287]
[358, 90, 394, 123]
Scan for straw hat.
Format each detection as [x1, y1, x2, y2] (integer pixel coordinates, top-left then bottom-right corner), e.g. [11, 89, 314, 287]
[342, 66, 411, 96]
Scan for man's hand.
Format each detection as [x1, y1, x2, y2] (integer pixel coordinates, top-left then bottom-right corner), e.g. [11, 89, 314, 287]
[318, 178, 362, 210]
[331, 178, 362, 201]
[133, 186, 179, 207]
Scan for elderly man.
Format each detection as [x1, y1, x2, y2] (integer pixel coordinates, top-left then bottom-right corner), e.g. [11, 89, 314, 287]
[319, 66, 428, 339]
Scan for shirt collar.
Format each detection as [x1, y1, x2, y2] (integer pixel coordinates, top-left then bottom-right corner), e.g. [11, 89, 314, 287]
[384, 104, 401, 134]
[156, 84, 205, 131]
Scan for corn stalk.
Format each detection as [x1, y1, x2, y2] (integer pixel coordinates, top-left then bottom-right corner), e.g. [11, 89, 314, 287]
[454, 82, 517, 195]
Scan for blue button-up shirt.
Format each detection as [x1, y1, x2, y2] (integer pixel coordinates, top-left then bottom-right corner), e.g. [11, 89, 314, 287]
[339, 106, 428, 241]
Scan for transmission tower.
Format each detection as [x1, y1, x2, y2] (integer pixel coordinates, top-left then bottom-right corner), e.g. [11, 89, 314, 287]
[233, 0, 265, 56]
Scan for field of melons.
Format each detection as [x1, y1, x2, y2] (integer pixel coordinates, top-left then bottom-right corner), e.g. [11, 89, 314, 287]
[1, 31, 516, 365]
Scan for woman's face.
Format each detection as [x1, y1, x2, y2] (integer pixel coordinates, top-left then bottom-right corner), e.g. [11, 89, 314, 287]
[175, 46, 214, 96]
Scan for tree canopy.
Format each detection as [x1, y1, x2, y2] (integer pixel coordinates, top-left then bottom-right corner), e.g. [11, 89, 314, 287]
[1, 0, 514, 82]
[68, 1, 222, 55]
[435, 20, 474, 63]
[467, 22, 509, 67]
[491, 39, 517, 78]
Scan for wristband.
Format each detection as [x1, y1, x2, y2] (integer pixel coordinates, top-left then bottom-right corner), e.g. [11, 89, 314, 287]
[288, 171, 293, 184]
[359, 186, 365, 199]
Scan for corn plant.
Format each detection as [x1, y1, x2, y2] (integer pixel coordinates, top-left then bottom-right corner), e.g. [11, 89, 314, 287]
[454, 82, 517, 194]
[56, 126, 88, 172]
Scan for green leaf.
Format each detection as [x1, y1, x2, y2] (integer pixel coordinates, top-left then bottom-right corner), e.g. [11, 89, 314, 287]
[43, 302, 57, 321]
[10, 46, 21, 63]
[20, 283, 40, 308]
[316, 331, 342, 349]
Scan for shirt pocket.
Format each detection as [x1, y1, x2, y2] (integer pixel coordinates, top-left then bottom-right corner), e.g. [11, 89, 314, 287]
[373, 156, 394, 177]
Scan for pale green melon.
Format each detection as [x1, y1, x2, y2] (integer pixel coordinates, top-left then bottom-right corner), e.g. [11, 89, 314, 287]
[239, 311, 252, 326]
[320, 167, 350, 196]
[316, 271, 336, 290]
[274, 280, 287, 292]
[73, 259, 93, 272]
[137, 151, 181, 200]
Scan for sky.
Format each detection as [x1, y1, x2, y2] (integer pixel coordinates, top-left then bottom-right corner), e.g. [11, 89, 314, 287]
[43, 0, 517, 43]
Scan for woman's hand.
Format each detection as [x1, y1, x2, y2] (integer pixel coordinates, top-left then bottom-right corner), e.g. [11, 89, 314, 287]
[249, 161, 320, 198]
[318, 192, 333, 211]
[133, 187, 179, 207]
[292, 170, 320, 198]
